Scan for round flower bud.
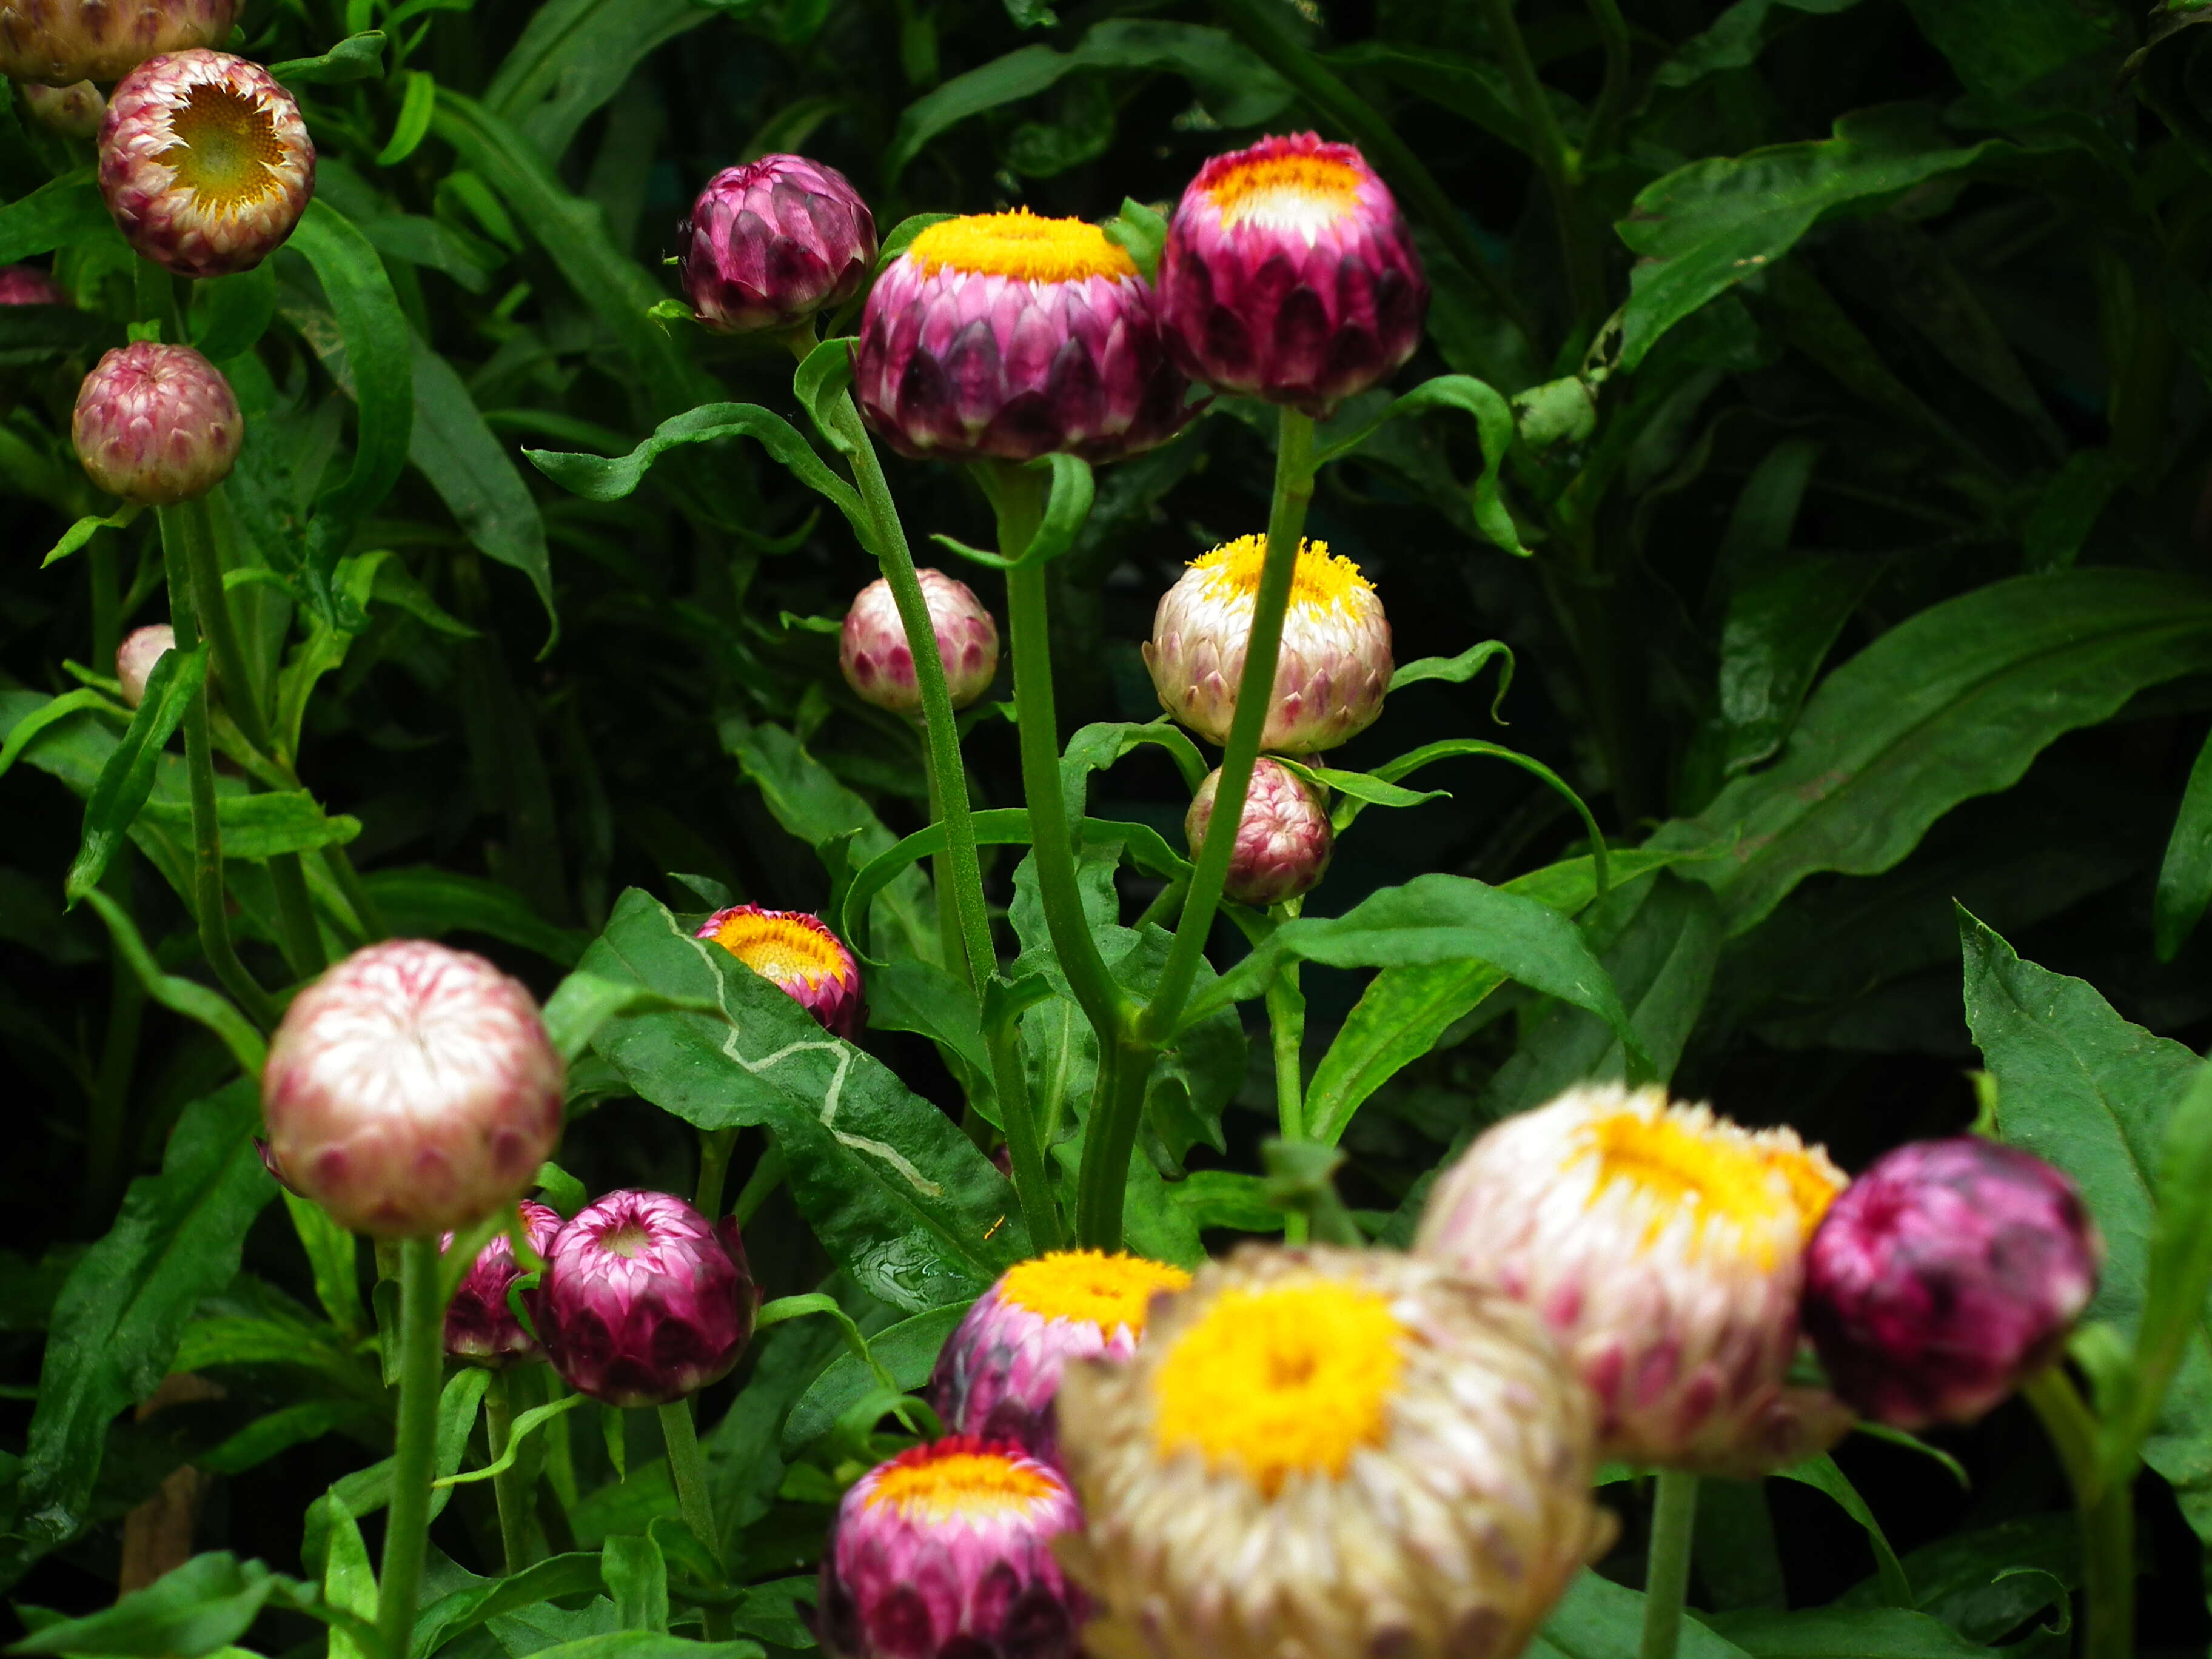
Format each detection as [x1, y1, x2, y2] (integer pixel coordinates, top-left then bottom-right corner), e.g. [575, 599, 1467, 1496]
[260, 940, 566, 1238]
[540, 1189, 759, 1407]
[676, 154, 876, 335]
[116, 622, 176, 708]
[444, 1199, 563, 1368]
[1057, 1244, 1609, 1659]
[0, 264, 67, 305]
[817, 1436, 1088, 1659]
[1159, 132, 1428, 418]
[0, 0, 236, 86]
[1186, 757, 1332, 907]
[840, 568, 999, 717]
[853, 207, 1190, 464]
[22, 79, 105, 138]
[696, 904, 864, 1039]
[929, 1249, 1191, 1460]
[72, 340, 239, 505]
[1145, 534, 1392, 752]
[99, 49, 313, 279]
[1417, 1082, 1852, 1475]
[1803, 1138, 2100, 1431]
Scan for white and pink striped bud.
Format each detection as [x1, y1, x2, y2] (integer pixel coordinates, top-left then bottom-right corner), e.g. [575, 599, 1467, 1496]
[840, 568, 999, 716]
[444, 1199, 563, 1368]
[676, 154, 876, 335]
[116, 623, 175, 708]
[72, 340, 240, 505]
[22, 79, 104, 137]
[0, 0, 236, 85]
[1186, 758, 1333, 907]
[696, 903, 864, 1038]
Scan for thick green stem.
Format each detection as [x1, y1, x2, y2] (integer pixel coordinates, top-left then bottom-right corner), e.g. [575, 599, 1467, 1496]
[658, 1399, 734, 1640]
[1638, 1470, 1700, 1659]
[923, 755, 969, 984]
[1583, 0, 1634, 161]
[1073, 1031, 1153, 1249]
[375, 1238, 447, 1659]
[2024, 1367, 2135, 1659]
[694, 1127, 740, 1221]
[484, 1370, 536, 1577]
[1265, 962, 1308, 1246]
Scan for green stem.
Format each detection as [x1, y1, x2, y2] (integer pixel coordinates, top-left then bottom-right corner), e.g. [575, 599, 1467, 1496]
[731, 1141, 786, 1230]
[375, 1238, 447, 1659]
[1476, 0, 1604, 339]
[1582, 0, 1635, 164]
[1265, 961, 1308, 1246]
[2024, 1367, 2135, 1659]
[1639, 1470, 1700, 1659]
[694, 1127, 740, 1221]
[923, 749, 969, 985]
[1073, 1032, 1153, 1248]
[484, 1370, 536, 1577]
[658, 1399, 734, 1640]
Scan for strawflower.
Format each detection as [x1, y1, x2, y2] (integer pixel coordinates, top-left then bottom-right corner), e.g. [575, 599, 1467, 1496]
[116, 622, 175, 708]
[841, 568, 999, 716]
[696, 903, 864, 1038]
[677, 153, 876, 333]
[1185, 757, 1332, 907]
[72, 340, 240, 505]
[0, 0, 235, 86]
[444, 1199, 564, 1367]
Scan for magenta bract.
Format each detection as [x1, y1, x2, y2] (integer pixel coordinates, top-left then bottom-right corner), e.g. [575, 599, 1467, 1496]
[1187, 758, 1333, 908]
[695, 903, 865, 1039]
[72, 340, 240, 506]
[677, 153, 876, 334]
[444, 1199, 564, 1368]
[0, 264, 67, 305]
[841, 568, 999, 717]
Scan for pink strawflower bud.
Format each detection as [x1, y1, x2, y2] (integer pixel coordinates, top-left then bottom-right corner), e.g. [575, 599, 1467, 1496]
[1186, 757, 1333, 907]
[817, 1435, 1088, 1659]
[840, 568, 999, 716]
[0, 0, 235, 85]
[929, 1250, 1191, 1459]
[0, 264, 67, 305]
[1803, 1138, 2100, 1430]
[443, 1199, 564, 1368]
[696, 903, 864, 1038]
[676, 153, 876, 335]
[853, 207, 1191, 464]
[73, 340, 240, 505]
[116, 622, 176, 708]
[1145, 534, 1392, 752]
[22, 79, 104, 138]
[260, 940, 567, 1238]
[1159, 132, 1427, 418]
[540, 1189, 759, 1406]
[99, 49, 313, 280]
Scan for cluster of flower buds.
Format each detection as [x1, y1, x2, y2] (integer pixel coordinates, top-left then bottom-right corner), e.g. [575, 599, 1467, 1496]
[696, 903, 865, 1039]
[677, 154, 876, 334]
[840, 568, 999, 717]
[444, 1200, 563, 1367]
[1185, 757, 1333, 908]
[0, 0, 236, 85]
[73, 340, 241, 504]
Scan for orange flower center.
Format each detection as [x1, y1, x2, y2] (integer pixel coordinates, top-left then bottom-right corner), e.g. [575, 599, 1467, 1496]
[706, 911, 846, 988]
[1205, 152, 1361, 233]
[864, 1449, 1059, 1521]
[1579, 1110, 1800, 1265]
[997, 1249, 1191, 1330]
[159, 82, 287, 213]
[908, 208, 1137, 283]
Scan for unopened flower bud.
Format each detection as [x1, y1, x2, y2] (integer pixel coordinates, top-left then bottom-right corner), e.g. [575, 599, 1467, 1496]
[22, 79, 104, 137]
[0, 0, 236, 85]
[1145, 535, 1392, 752]
[1187, 758, 1332, 907]
[116, 623, 176, 708]
[817, 1436, 1088, 1659]
[260, 940, 566, 1238]
[840, 568, 999, 716]
[696, 903, 864, 1038]
[0, 264, 67, 305]
[1803, 1138, 2100, 1430]
[540, 1190, 758, 1406]
[72, 340, 240, 505]
[444, 1199, 563, 1368]
[676, 154, 876, 335]
[99, 50, 313, 279]
[1159, 132, 1427, 418]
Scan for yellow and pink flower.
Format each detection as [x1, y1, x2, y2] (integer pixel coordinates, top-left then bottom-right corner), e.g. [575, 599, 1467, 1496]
[696, 903, 864, 1038]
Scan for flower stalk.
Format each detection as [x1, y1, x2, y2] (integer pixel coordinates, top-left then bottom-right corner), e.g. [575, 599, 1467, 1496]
[2023, 1365, 2134, 1659]
[375, 1236, 447, 1659]
[1638, 1470, 1699, 1659]
[484, 1369, 535, 1576]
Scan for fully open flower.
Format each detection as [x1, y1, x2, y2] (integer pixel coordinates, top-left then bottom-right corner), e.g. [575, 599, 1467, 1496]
[22, 79, 104, 137]
[853, 208, 1189, 463]
[930, 1249, 1191, 1459]
[841, 568, 999, 716]
[1186, 757, 1333, 907]
[260, 940, 566, 1238]
[1, 264, 67, 305]
[1056, 1245, 1607, 1659]
[73, 340, 240, 505]
[677, 153, 876, 334]
[0, 0, 235, 86]
[1145, 534, 1392, 752]
[1803, 1138, 2100, 1430]
[116, 623, 175, 708]
[444, 1199, 563, 1368]
[695, 903, 864, 1038]
[818, 1436, 1088, 1659]
[540, 1189, 758, 1406]
[1418, 1082, 1851, 1475]
[1159, 132, 1427, 417]
[99, 49, 313, 278]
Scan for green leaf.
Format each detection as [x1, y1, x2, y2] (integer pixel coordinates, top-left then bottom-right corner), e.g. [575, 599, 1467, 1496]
[792, 337, 861, 461]
[413, 1553, 605, 1658]
[1386, 640, 1515, 711]
[6, 1553, 328, 1657]
[781, 1303, 968, 1455]
[41, 506, 139, 568]
[363, 866, 589, 966]
[1706, 1607, 1997, 1657]
[2154, 720, 2212, 959]
[484, 0, 715, 160]
[0, 170, 113, 264]
[539, 969, 725, 1063]
[82, 891, 267, 1076]
[1831, 1514, 2074, 1643]
[1532, 1570, 1752, 1659]
[1364, 740, 1606, 881]
[1651, 0, 1865, 89]
[189, 266, 277, 363]
[1707, 554, 1883, 779]
[604, 1532, 669, 1634]
[281, 1190, 363, 1338]
[1316, 374, 1525, 554]
[1900, 0, 2115, 100]
[376, 68, 438, 166]
[515, 1636, 762, 1659]
[0, 691, 118, 786]
[289, 201, 415, 549]
[1775, 1453, 1912, 1607]
[64, 644, 205, 905]
[1100, 197, 1166, 282]
[1165, 1170, 1284, 1234]
[207, 790, 361, 860]
[269, 30, 386, 84]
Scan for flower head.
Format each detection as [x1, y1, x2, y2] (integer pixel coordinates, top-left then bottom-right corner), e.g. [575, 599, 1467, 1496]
[930, 1249, 1191, 1460]
[1159, 132, 1427, 418]
[116, 622, 176, 708]
[444, 1199, 564, 1368]
[0, 264, 66, 306]
[817, 1435, 1088, 1659]
[696, 903, 864, 1038]
[1186, 757, 1333, 907]
[1418, 1082, 1851, 1474]
[22, 79, 104, 137]
[260, 940, 566, 1238]
[853, 208, 1190, 463]
[1144, 534, 1392, 752]
[1803, 1138, 2100, 1430]
[842, 568, 999, 717]
[0, 0, 235, 86]
[99, 49, 313, 279]
[1056, 1245, 1607, 1659]
[677, 153, 876, 334]
[73, 340, 240, 505]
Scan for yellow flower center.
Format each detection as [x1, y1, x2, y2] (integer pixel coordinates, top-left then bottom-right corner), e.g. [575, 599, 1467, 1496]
[159, 82, 286, 213]
[1580, 1110, 1796, 1265]
[908, 209, 1137, 284]
[1188, 534, 1373, 615]
[864, 1448, 1059, 1521]
[1765, 1147, 1846, 1241]
[705, 911, 846, 988]
[1150, 1278, 1404, 1496]
[997, 1249, 1191, 1331]
[1205, 152, 1361, 231]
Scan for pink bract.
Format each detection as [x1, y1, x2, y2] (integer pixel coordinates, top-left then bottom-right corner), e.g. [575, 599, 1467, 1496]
[72, 340, 240, 506]
[695, 903, 865, 1039]
[444, 1199, 565, 1368]
[840, 568, 999, 717]
[0, 264, 67, 305]
[0, 0, 236, 85]
[1186, 758, 1333, 908]
[677, 153, 876, 333]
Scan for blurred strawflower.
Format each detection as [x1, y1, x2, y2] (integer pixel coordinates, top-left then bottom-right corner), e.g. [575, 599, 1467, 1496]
[260, 940, 566, 1238]
[99, 49, 313, 278]
[22, 79, 103, 137]
[73, 340, 240, 505]
[0, 264, 66, 305]
[677, 153, 876, 334]
[817, 1435, 1088, 1659]
[540, 1189, 758, 1406]
[853, 207, 1188, 463]
[0, 0, 235, 85]
[841, 568, 999, 717]
[696, 903, 864, 1039]
[1186, 757, 1332, 907]
[930, 1249, 1191, 1457]
[1803, 1138, 2100, 1430]
[1145, 534, 1392, 752]
[1057, 1245, 1607, 1659]
[1159, 132, 1427, 417]
[116, 622, 175, 708]
[444, 1199, 563, 1368]
[1418, 1082, 1851, 1475]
